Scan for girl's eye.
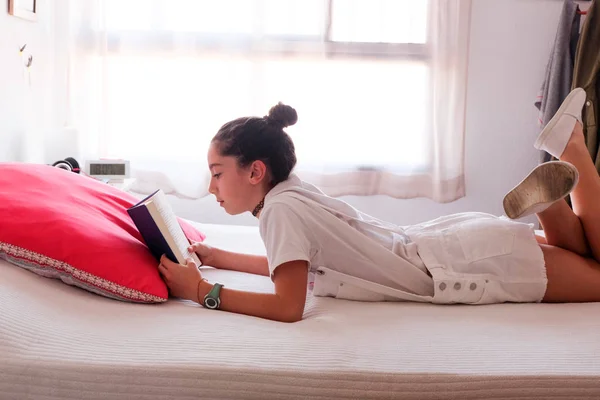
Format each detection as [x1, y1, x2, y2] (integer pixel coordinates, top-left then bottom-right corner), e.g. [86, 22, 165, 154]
[212, 173, 221, 179]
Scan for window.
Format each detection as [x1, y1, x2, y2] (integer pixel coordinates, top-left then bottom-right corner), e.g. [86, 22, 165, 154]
[69, 0, 471, 202]
[80, 0, 431, 175]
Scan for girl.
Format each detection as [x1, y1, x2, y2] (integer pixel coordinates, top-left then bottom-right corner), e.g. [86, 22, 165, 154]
[158, 88, 600, 323]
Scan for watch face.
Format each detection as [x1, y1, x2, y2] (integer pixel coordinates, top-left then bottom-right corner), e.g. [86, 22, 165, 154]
[205, 297, 218, 309]
[90, 163, 126, 176]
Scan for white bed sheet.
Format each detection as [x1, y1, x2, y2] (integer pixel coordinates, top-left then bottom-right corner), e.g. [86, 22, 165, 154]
[2, 222, 600, 399]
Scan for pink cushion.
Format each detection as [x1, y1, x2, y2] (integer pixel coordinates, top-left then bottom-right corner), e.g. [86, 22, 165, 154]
[0, 163, 206, 303]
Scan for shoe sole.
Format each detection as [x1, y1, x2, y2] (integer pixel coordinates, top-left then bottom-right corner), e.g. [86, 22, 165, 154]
[534, 88, 585, 152]
[503, 162, 579, 219]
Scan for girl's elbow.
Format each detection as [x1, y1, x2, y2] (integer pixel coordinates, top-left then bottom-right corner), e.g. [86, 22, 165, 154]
[277, 311, 303, 323]
[275, 303, 304, 323]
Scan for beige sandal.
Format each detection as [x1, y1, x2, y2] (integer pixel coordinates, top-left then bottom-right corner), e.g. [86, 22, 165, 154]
[534, 88, 586, 159]
[503, 161, 579, 219]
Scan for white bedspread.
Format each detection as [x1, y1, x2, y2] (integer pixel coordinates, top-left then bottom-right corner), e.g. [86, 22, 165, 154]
[2, 222, 600, 399]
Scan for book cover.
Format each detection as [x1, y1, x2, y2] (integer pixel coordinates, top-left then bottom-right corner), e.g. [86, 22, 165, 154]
[127, 190, 179, 263]
[127, 189, 200, 266]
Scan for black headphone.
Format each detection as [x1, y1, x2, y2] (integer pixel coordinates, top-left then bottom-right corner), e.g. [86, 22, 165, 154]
[51, 157, 81, 174]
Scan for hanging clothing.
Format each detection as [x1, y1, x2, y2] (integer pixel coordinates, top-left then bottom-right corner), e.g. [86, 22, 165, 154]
[535, 0, 582, 163]
[572, 0, 600, 172]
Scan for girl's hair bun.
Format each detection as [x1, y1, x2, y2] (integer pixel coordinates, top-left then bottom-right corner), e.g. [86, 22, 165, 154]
[266, 102, 298, 129]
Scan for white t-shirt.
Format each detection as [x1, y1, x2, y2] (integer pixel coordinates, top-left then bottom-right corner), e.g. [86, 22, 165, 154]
[258, 174, 435, 302]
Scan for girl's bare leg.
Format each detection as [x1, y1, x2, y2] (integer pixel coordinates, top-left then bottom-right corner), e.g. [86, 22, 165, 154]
[505, 89, 592, 257]
[542, 244, 600, 303]
[555, 121, 600, 261]
[536, 197, 590, 256]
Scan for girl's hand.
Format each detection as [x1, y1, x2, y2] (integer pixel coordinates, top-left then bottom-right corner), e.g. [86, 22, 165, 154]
[158, 255, 203, 302]
[188, 241, 218, 268]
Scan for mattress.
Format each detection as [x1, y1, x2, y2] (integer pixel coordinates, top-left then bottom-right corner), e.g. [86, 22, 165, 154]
[2, 222, 600, 400]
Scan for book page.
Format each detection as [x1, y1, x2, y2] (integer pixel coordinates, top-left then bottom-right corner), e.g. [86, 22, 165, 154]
[150, 190, 201, 266]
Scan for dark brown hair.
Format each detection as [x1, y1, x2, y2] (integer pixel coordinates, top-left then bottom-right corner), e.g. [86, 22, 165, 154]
[211, 102, 298, 187]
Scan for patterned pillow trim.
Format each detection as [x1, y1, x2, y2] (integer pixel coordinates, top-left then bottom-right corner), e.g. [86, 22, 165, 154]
[0, 242, 167, 303]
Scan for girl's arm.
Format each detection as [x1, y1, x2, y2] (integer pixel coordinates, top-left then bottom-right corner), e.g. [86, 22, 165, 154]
[159, 256, 308, 323]
[189, 242, 270, 276]
[196, 260, 308, 323]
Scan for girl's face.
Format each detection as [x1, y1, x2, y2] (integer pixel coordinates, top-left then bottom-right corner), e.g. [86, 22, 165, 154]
[207, 142, 258, 215]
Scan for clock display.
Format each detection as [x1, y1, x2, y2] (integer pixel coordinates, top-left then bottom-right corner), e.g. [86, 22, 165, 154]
[90, 164, 126, 176]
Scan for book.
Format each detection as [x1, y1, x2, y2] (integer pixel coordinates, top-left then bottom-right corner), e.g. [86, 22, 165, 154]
[127, 189, 201, 267]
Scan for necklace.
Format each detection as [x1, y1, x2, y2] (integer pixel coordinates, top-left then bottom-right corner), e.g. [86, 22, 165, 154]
[252, 198, 265, 217]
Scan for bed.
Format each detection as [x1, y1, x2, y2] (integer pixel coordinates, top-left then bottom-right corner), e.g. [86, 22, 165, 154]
[2, 222, 600, 399]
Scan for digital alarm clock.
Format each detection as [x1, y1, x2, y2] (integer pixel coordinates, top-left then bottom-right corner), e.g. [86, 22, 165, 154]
[85, 159, 131, 181]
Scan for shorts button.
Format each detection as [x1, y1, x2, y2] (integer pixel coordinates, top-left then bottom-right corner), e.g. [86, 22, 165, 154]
[454, 282, 461, 290]
[470, 283, 477, 290]
[439, 282, 447, 291]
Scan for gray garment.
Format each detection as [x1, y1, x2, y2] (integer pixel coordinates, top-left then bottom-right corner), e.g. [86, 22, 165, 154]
[572, 0, 600, 172]
[535, 0, 581, 162]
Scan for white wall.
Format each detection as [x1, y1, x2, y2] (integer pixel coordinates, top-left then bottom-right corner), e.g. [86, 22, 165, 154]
[169, 0, 568, 227]
[0, 0, 61, 164]
[0, 0, 576, 228]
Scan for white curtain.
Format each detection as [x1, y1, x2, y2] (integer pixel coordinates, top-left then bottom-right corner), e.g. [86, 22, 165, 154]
[63, 0, 471, 203]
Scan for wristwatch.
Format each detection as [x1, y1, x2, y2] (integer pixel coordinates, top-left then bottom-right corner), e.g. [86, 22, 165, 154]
[203, 283, 224, 310]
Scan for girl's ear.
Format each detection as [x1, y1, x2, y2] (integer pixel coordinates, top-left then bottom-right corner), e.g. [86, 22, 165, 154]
[249, 160, 267, 184]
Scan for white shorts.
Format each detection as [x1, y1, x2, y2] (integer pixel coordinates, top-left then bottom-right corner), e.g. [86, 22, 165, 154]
[405, 212, 548, 305]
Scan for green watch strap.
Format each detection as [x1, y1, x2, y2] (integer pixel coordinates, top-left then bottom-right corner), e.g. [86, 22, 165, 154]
[204, 283, 223, 309]
[208, 283, 223, 298]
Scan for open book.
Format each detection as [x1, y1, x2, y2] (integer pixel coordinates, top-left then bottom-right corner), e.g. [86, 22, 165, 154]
[127, 189, 201, 266]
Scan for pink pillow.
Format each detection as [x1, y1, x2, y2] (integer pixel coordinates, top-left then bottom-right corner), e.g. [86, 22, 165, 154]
[0, 163, 206, 303]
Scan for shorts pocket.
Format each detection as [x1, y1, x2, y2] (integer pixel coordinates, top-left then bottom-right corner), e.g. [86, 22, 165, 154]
[455, 218, 515, 264]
